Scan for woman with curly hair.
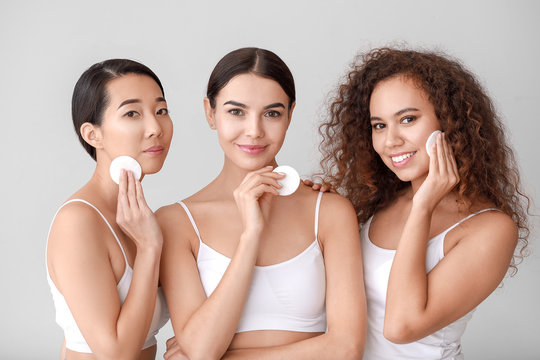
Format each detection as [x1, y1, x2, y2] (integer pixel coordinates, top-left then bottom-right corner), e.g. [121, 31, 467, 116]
[319, 48, 530, 359]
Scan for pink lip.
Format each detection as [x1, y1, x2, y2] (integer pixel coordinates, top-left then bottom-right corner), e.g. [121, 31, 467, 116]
[144, 145, 164, 155]
[389, 151, 416, 168]
[237, 144, 267, 155]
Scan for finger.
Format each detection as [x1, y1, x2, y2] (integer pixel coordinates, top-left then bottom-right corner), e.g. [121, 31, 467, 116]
[437, 133, 449, 176]
[429, 136, 439, 174]
[241, 166, 275, 184]
[134, 177, 149, 210]
[166, 336, 177, 349]
[302, 179, 314, 186]
[242, 173, 283, 192]
[117, 169, 129, 217]
[126, 170, 138, 210]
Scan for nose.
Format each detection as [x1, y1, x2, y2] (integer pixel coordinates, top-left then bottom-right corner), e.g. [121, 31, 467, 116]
[245, 114, 264, 138]
[145, 113, 163, 138]
[384, 124, 403, 148]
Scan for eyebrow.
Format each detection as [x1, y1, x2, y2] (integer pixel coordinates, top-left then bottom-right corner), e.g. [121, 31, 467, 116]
[223, 100, 286, 110]
[118, 97, 166, 110]
[370, 107, 420, 121]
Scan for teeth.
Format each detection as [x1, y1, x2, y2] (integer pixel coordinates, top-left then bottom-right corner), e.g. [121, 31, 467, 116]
[392, 152, 414, 162]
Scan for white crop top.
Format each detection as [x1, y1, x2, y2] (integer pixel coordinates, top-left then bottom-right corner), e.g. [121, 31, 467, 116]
[46, 199, 169, 353]
[361, 209, 499, 360]
[179, 191, 327, 333]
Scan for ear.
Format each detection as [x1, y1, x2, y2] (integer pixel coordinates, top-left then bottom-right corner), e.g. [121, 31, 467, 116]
[203, 97, 216, 130]
[80, 122, 103, 150]
[286, 102, 296, 128]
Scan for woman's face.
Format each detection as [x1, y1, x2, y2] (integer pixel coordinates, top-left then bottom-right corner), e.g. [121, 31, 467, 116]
[98, 73, 173, 175]
[206, 73, 293, 170]
[369, 75, 441, 182]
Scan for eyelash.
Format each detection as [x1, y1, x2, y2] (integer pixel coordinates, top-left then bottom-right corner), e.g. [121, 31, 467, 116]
[229, 108, 244, 116]
[401, 115, 416, 124]
[157, 108, 169, 116]
[265, 110, 281, 118]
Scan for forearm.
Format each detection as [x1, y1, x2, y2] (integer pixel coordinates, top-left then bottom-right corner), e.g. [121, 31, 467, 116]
[177, 233, 260, 360]
[385, 204, 432, 334]
[222, 332, 363, 360]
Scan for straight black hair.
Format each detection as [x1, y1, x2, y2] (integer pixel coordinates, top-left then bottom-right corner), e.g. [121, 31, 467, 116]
[72, 59, 164, 160]
[206, 47, 295, 109]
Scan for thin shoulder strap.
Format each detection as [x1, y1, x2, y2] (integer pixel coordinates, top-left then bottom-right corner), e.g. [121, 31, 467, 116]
[446, 208, 502, 233]
[178, 201, 202, 242]
[314, 192, 323, 239]
[58, 199, 129, 267]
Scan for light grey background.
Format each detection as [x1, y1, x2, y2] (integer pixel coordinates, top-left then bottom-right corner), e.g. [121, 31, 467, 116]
[1, 0, 538, 359]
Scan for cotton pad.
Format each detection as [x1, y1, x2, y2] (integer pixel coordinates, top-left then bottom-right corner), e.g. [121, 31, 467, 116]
[426, 130, 442, 157]
[273, 165, 300, 196]
[109, 156, 142, 184]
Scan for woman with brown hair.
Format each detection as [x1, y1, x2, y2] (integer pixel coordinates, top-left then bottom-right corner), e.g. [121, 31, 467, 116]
[159, 47, 366, 360]
[318, 47, 530, 359]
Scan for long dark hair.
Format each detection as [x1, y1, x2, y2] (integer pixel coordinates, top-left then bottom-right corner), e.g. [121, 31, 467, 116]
[72, 59, 164, 160]
[206, 47, 295, 110]
[319, 47, 530, 273]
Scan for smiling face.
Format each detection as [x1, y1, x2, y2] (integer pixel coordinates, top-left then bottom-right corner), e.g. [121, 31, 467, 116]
[95, 73, 173, 175]
[205, 73, 293, 171]
[369, 75, 441, 182]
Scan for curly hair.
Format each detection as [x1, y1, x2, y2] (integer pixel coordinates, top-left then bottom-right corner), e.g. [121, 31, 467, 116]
[319, 47, 530, 273]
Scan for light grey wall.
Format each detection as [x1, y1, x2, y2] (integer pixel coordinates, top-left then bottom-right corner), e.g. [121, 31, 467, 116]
[1, 0, 538, 359]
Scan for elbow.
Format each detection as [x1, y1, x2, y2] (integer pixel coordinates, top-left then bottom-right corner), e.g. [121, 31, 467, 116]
[330, 332, 365, 360]
[383, 321, 417, 344]
[176, 337, 222, 360]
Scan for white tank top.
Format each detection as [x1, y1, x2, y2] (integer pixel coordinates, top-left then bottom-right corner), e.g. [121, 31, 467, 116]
[361, 209, 498, 360]
[46, 199, 169, 353]
[179, 191, 327, 333]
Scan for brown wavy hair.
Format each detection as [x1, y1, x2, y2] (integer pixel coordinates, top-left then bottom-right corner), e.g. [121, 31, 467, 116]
[319, 47, 530, 273]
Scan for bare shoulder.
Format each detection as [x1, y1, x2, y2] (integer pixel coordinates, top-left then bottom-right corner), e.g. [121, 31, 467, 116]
[47, 201, 110, 279]
[156, 202, 199, 248]
[48, 201, 107, 249]
[316, 191, 359, 244]
[459, 209, 518, 251]
[318, 191, 357, 219]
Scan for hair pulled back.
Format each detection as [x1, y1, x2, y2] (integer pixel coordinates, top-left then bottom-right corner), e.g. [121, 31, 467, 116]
[72, 59, 164, 160]
[207, 47, 295, 109]
[319, 47, 530, 273]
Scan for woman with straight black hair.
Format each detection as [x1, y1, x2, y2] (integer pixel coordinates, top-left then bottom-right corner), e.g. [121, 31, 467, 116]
[46, 59, 171, 360]
[158, 47, 367, 360]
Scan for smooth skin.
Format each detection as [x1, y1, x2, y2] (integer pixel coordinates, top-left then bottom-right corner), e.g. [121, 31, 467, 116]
[46, 74, 173, 360]
[158, 74, 366, 360]
[367, 76, 517, 343]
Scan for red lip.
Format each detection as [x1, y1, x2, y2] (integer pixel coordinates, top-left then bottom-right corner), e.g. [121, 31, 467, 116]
[144, 145, 164, 154]
[237, 144, 267, 154]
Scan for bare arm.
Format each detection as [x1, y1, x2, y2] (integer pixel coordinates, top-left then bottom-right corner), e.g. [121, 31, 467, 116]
[159, 168, 284, 360]
[384, 134, 518, 343]
[220, 194, 367, 360]
[47, 170, 162, 359]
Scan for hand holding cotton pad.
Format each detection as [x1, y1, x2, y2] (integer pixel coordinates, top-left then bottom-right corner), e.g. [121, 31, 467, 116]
[426, 130, 442, 157]
[110, 156, 142, 184]
[273, 165, 300, 196]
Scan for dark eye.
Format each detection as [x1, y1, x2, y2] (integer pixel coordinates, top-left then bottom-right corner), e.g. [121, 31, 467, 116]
[157, 108, 169, 116]
[371, 122, 385, 130]
[265, 110, 281, 118]
[229, 108, 244, 116]
[401, 116, 416, 124]
[124, 111, 139, 118]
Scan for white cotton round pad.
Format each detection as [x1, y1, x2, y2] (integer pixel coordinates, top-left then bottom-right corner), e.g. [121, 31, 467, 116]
[426, 130, 442, 157]
[109, 156, 142, 184]
[273, 165, 300, 196]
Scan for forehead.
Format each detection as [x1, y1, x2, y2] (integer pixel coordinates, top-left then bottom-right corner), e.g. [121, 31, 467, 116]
[216, 73, 288, 105]
[106, 73, 163, 104]
[370, 76, 431, 113]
